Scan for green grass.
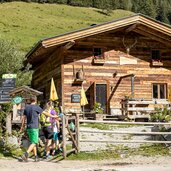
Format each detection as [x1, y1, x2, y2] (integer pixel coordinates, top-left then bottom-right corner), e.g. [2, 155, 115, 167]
[67, 150, 120, 160]
[67, 144, 171, 160]
[80, 123, 139, 130]
[0, 144, 25, 158]
[0, 2, 134, 52]
[81, 123, 111, 130]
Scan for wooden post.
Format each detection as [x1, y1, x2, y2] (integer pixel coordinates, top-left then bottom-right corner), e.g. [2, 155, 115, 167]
[131, 75, 135, 98]
[76, 114, 80, 153]
[6, 112, 12, 134]
[62, 114, 67, 159]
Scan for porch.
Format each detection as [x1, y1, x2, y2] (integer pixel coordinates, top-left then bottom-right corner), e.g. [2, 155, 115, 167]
[121, 98, 171, 121]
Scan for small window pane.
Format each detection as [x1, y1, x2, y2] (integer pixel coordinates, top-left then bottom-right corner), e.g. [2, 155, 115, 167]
[153, 84, 158, 98]
[93, 48, 103, 58]
[152, 50, 160, 61]
[160, 84, 165, 99]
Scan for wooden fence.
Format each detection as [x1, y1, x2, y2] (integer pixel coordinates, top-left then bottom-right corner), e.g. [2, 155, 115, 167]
[62, 114, 171, 158]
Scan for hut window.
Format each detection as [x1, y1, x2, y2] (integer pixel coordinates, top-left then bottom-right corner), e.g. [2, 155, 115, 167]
[151, 50, 161, 61]
[93, 48, 104, 59]
[152, 83, 167, 99]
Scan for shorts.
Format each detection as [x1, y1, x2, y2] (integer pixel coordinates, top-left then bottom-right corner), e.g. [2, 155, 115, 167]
[42, 127, 53, 139]
[53, 132, 58, 141]
[27, 128, 39, 144]
[58, 129, 62, 141]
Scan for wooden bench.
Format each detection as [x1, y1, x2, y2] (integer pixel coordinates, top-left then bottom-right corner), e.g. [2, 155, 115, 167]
[121, 99, 171, 121]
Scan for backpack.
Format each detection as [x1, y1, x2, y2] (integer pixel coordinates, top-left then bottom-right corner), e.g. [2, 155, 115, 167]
[40, 113, 47, 127]
[69, 121, 75, 132]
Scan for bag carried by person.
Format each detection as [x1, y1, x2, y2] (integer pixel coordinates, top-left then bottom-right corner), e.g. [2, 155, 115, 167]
[40, 113, 47, 127]
[69, 122, 75, 132]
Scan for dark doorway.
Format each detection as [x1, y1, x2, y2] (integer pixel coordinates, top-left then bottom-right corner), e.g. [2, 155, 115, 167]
[96, 84, 107, 113]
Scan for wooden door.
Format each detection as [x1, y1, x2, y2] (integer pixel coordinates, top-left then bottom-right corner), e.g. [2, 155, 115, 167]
[96, 84, 107, 113]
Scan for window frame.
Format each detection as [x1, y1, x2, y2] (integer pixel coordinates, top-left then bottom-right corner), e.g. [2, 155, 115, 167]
[151, 50, 161, 62]
[152, 83, 167, 99]
[93, 47, 104, 59]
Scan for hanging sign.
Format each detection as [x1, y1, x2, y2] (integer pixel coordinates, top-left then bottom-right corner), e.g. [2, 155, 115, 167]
[71, 94, 81, 103]
[12, 96, 23, 105]
[2, 74, 17, 79]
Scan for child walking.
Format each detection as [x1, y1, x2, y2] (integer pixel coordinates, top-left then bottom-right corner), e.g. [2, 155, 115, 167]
[51, 109, 60, 156]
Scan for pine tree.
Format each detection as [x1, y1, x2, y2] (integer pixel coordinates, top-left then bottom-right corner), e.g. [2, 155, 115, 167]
[95, 0, 113, 16]
[132, 0, 156, 18]
[155, 0, 170, 24]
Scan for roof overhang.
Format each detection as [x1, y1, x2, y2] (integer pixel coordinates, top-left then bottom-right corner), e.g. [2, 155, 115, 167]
[9, 86, 43, 97]
[24, 13, 171, 68]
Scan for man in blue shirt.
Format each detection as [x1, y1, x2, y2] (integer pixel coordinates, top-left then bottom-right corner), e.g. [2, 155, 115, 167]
[20, 97, 58, 162]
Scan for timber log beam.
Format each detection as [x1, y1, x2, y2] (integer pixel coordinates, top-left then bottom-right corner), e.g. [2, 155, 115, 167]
[63, 40, 75, 51]
[125, 24, 138, 33]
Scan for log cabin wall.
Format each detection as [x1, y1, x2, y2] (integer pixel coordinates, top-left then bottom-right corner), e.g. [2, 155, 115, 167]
[31, 47, 63, 105]
[62, 30, 171, 114]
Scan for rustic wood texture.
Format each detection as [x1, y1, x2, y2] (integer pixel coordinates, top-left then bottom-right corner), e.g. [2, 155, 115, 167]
[29, 15, 171, 114]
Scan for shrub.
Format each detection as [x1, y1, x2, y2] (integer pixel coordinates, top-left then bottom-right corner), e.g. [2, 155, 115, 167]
[93, 102, 103, 114]
[150, 105, 171, 122]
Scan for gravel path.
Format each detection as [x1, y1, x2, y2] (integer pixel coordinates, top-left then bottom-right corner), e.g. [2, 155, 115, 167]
[80, 125, 152, 151]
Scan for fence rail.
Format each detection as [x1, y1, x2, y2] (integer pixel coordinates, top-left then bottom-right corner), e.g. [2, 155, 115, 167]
[80, 130, 171, 135]
[80, 140, 171, 144]
[79, 119, 171, 125]
[62, 114, 171, 158]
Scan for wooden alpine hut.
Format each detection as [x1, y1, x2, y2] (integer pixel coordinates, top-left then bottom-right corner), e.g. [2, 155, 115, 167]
[23, 14, 171, 118]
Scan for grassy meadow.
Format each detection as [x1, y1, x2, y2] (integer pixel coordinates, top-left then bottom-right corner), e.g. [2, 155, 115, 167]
[0, 2, 133, 52]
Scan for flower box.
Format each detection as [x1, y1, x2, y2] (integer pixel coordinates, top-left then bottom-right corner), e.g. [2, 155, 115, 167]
[93, 58, 105, 64]
[151, 60, 163, 66]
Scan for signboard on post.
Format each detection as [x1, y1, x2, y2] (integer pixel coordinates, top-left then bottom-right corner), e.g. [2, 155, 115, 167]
[0, 74, 17, 103]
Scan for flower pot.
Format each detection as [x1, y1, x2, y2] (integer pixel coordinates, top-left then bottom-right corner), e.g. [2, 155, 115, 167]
[95, 113, 103, 121]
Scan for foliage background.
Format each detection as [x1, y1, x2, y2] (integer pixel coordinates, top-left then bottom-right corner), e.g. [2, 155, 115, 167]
[1, 0, 171, 25]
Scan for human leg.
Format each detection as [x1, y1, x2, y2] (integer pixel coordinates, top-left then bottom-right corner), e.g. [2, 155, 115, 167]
[21, 129, 39, 162]
[51, 132, 58, 155]
[43, 127, 53, 158]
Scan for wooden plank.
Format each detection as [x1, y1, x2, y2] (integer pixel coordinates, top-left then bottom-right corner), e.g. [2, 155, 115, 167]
[80, 130, 171, 135]
[76, 114, 80, 152]
[80, 139, 171, 144]
[122, 100, 171, 105]
[62, 115, 67, 159]
[66, 125, 78, 152]
[79, 120, 171, 125]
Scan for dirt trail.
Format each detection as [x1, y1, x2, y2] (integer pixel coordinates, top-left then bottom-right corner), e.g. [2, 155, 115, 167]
[0, 156, 170, 171]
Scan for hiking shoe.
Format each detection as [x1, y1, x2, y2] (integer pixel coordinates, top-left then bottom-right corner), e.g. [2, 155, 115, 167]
[34, 156, 40, 162]
[45, 155, 52, 160]
[20, 154, 28, 162]
[59, 148, 63, 153]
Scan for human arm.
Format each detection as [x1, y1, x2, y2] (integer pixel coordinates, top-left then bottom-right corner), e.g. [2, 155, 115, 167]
[42, 110, 59, 119]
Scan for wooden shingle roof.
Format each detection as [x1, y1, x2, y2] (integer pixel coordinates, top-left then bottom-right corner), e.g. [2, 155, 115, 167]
[24, 13, 171, 68]
[9, 86, 43, 97]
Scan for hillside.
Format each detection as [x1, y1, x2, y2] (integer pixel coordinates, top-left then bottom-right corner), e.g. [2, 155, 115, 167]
[0, 2, 133, 52]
